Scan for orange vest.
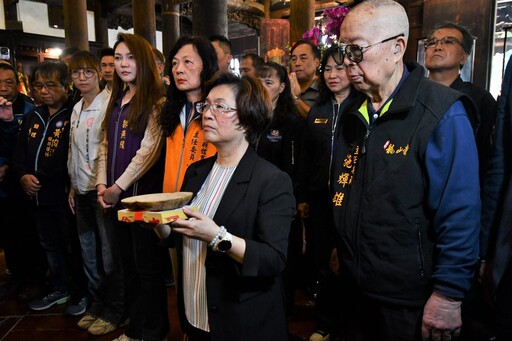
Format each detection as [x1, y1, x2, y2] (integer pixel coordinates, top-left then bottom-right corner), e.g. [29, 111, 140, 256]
[163, 120, 216, 193]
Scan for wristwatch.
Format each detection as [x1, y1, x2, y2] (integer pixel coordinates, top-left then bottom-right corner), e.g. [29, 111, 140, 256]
[216, 232, 233, 253]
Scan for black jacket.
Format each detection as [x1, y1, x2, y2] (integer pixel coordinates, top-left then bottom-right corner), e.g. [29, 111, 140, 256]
[174, 146, 295, 341]
[0, 93, 35, 197]
[13, 99, 73, 206]
[450, 76, 497, 182]
[303, 92, 359, 198]
[256, 112, 306, 203]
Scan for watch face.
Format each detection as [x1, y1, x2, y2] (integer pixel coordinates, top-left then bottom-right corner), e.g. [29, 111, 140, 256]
[218, 239, 232, 252]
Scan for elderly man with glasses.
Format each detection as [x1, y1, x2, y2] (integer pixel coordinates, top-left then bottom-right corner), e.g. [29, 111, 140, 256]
[330, 1, 480, 340]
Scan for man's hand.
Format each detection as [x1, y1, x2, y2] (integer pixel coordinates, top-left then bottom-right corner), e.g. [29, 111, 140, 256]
[20, 174, 42, 197]
[288, 72, 302, 98]
[422, 291, 462, 340]
[0, 97, 14, 122]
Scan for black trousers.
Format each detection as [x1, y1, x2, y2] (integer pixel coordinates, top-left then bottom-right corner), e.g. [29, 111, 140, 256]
[116, 219, 169, 341]
[0, 195, 47, 285]
[495, 261, 512, 340]
[340, 277, 423, 341]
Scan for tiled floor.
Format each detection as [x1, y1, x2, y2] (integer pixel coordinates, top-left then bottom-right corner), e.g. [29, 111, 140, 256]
[0, 251, 316, 340]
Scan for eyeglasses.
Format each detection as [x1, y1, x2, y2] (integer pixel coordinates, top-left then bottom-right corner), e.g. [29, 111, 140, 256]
[334, 34, 404, 64]
[424, 36, 463, 50]
[32, 82, 62, 91]
[71, 69, 95, 79]
[196, 102, 238, 116]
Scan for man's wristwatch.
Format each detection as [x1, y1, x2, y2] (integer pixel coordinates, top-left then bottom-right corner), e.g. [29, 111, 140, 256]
[214, 232, 233, 253]
[293, 95, 300, 102]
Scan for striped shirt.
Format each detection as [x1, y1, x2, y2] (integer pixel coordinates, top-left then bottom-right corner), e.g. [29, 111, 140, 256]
[183, 162, 237, 331]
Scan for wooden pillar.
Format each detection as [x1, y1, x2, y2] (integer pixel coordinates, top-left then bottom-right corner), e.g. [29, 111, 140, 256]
[132, 0, 156, 45]
[63, 0, 88, 50]
[192, 0, 228, 38]
[162, 0, 180, 59]
[93, 0, 108, 47]
[290, 0, 315, 45]
[3, 0, 23, 30]
[264, 0, 270, 20]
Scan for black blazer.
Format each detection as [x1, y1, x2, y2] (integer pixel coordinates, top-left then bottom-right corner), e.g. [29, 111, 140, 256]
[174, 146, 295, 341]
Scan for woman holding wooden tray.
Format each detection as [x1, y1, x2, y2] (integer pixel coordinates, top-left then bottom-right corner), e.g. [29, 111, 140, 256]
[154, 73, 295, 341]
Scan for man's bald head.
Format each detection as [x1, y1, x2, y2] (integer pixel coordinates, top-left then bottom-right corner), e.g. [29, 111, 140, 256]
[341, 0, 409, 45]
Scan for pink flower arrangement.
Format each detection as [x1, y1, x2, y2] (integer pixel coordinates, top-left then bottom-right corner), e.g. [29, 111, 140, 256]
[323, 7, 350, 40]
[301, 6, 350, 47]
[302, 26, 322, 45]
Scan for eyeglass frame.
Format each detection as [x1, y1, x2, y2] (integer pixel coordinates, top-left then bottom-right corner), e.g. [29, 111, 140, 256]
[335, 34, 405, 64]
[71, 68, 96, 80]
[32, 82, 64, 91]
[195, 102, 238, 116]
[423, 36, 464, 50]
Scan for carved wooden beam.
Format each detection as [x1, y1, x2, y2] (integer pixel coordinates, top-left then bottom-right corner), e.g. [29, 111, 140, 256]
[228, 8, 261, 31]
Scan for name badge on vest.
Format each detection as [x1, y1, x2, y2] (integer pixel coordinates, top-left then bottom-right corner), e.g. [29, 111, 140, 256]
[314, 118, 328, 124]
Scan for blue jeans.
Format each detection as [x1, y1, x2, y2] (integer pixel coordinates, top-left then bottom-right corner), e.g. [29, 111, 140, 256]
[74, 191, 104, 298]
[87, 207, 125, 325]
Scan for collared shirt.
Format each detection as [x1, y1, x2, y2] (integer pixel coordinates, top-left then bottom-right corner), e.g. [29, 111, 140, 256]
[300, 78, 321, 107]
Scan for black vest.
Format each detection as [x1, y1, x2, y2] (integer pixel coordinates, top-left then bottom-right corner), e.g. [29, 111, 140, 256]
[331, 61, 475, 306]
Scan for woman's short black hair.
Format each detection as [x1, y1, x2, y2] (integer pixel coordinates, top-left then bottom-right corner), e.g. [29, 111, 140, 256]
[318, 45, 344, 104]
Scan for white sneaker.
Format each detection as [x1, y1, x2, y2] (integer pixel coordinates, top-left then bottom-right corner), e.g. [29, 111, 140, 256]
[309, 330, 331, 341]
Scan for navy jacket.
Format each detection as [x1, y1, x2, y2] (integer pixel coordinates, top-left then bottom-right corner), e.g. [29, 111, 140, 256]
[13, 99, 73, 206]
[0, 93, 35, 198]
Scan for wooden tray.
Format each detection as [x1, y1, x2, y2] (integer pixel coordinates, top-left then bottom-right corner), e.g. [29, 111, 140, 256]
[121, 192, 193, 211]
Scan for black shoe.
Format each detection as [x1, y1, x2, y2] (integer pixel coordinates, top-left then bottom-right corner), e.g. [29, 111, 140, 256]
[17, 283, 43, 303]
[0, 279, 20, 301]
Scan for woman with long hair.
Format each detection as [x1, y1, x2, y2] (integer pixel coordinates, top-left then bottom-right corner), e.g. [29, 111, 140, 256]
[159, 35, 218, 194]
[93, 33, 168, 341]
